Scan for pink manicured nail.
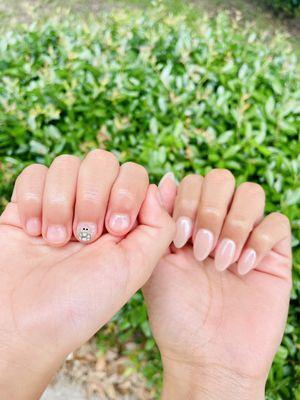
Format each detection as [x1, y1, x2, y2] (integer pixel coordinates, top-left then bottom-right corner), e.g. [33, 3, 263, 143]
[76, 222, 97, 242]
[108, 214, 130, 233]
[238, 248, 257, 275]
[46, 225, 67, 244]
[155, 188, 164, 207]
[158, 172, 178, 188]
[26, 217, 41, 236]
[194, 229, 214, 261]
[174, 217, 193, 248]
[215, 238, 236, 271]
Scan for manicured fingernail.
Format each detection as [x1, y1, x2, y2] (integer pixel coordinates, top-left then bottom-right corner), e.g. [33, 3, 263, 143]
[156, 188, 165, 207]
[26, 217, 41, 236]
[46, 225, 67, 244]
[158, 172, 178, 188]
[108, 214, 130, 233]
[238, 248, 257, 275]
[76, 222, 97, 242]
[194, 229, 214, 261]
[174, 216, 193, 248]
[215, 238, 236, 271]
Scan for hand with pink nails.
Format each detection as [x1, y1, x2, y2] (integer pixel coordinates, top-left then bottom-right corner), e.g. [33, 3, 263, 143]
[144, 169, 292, 400]
[0, 151, 175, 399]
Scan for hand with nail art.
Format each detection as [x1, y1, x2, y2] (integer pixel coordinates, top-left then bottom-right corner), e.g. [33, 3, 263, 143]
[144, 169, 292, 400]
[0, 150, 175, 399]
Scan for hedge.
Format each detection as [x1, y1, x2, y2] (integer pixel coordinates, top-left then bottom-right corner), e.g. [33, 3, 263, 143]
[266, 0, 300, 16]
[0, 5, 299, 399]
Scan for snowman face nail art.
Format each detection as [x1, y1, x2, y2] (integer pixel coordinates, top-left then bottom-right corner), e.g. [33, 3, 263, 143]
[76, 223, 97, 242]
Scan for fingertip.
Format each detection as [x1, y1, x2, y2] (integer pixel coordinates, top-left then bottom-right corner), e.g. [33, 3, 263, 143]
[158, 172, 177, 213]
[237, 248, 257, 275]
[25, 217, 42, 236]
[44, 224, 69, 246]
[106, 213, 131, 237]
[75, 222, 98, 243]
[138, 184, 167, 226]
[158, 172, 178, 188]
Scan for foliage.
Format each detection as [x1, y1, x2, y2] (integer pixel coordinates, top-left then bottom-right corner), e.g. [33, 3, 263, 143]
[0, 4, 299, 398]
[265, 0, 300, 16]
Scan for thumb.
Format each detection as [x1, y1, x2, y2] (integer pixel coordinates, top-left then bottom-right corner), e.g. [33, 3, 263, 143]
[119, 184, 176, 288]
[158, 172, 177, 215]
[0, 202, 21, 228]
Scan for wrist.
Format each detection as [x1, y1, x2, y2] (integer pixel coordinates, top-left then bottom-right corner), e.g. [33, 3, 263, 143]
[0, 336, 64, 399]
[161, 357, 265, 400]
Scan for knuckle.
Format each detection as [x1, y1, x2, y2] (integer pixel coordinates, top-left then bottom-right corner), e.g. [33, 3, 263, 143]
[181, 174, 202, 186]
[254, 232, 273, 248]
[112, 188, 135, 209]
[205, 168, 235, 184]
[88, 149, 119, 168]
[22, 192, 41, 204]
[81, 188, 102, 204]
[269, 212, 290, 230]
[46, 193, 71, 208]
[122, 162, 149, 180]
[226, 217, 252, 234]
[178, 198, 198, 213]
[200, 206, 223, 222]
[22, 163, 47, 176]
[52, 154, 80, 168]
[238, 182, 265, 198]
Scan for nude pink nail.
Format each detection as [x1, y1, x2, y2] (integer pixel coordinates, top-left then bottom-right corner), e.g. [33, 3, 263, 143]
[26, 218, 41, 236]
[158, 172, 178, 188]
[108, 214, 130, 233]
[194, 229, 214, 261]
[174, 217, 193, 248]
[215, 238, 236, 271]
[46, 225, 67, 244]
[238, 248, 257, 275]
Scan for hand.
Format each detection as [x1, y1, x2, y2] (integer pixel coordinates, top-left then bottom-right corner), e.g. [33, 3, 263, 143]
[143, 170, 292, 400]
[0, 150, 175, 399]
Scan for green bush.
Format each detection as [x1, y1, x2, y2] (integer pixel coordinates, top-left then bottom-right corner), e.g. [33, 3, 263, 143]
[0, 5, 299, 398]
[265, 0, 300, 16]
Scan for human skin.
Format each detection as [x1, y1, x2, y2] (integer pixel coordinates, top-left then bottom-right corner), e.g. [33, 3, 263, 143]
[0, 150, 175, 399]
[143, 170, 292, 399]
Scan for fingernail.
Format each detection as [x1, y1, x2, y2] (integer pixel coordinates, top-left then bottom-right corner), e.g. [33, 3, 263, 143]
[108, 214, 130, 233]
[194, 229, 214, 261]
[156, 187, 165, 207]
[158, 172, 178, 188]
[215, 238, 236, 271]
[238, 248, 257, 275]
[26, 217, 41, 236]
[174, 217, 193, 248]
[76, 222, 97, 242]
[46, 225, 67, 244]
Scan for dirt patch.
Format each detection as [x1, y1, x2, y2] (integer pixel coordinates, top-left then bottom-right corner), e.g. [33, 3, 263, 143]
[42, 340, 154, 400]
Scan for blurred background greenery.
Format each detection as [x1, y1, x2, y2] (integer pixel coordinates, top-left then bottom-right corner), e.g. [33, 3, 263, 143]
[0, 1, 299, 399]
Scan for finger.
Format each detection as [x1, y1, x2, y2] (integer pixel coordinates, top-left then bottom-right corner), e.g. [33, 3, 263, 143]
[105, 162, 149, 237]
[45, 185, 175, 350]
[172, 174, 203, 248]
[42, 155, 81, 246]
[158, 172, 178, 214]
[214, 182, 265, 271]
[193, 169, 235, 261]
[237, 212, 291, 275]
[73, 150, 119, 243]
[119, 184, 176, 288]
[0, 202, 21, 227]
[15, 164, 48, 236]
